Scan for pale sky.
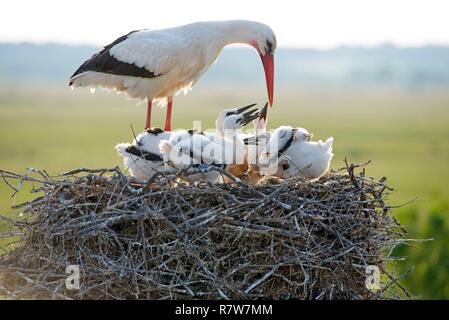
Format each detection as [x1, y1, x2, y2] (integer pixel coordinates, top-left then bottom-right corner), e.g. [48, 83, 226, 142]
[1, 0, 448, 48]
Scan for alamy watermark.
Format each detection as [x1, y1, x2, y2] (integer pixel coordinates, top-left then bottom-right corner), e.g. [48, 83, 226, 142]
[65, 265, 80, 290]
[365, 265, 380, 292]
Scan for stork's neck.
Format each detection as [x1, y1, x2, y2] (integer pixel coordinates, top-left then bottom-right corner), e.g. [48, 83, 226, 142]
[210, 20, 259, 47]
[222, 130, 246, 153]
[215, 127, 224, 138]
[223, 130, 239, 139]
[214, 126, 242, 144]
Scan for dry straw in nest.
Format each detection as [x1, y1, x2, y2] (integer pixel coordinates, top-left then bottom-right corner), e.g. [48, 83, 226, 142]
[0, 161, 412, 299]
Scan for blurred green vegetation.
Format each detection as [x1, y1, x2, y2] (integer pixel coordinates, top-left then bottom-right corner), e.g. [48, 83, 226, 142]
[0, 86, 448, 299]
[394, 200, 449, 299]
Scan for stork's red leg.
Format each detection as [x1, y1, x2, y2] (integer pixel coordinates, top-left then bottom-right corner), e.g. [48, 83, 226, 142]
[145, 99, 152, 130]
[164, 96, 173, 131]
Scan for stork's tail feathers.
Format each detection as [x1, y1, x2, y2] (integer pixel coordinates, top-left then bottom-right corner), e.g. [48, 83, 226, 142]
[324, 137, 334, 149]
[68, 72, 86, 87]
[115, 143, 131, 158]
[321, 137, 334, 153]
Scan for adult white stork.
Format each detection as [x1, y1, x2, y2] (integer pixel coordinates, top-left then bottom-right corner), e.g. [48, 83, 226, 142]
[69, 20, 276, 131]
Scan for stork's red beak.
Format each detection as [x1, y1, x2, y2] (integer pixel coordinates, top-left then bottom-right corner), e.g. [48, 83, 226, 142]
[260, 53, 274, 107]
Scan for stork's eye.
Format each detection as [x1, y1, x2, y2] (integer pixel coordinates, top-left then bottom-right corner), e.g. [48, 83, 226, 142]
[266, 40, 274, 54]
[282, 163, 290, 170]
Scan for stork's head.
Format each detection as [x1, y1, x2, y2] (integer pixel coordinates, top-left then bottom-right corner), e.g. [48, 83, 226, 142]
[219, 20, 276, 106]
[222, 108, 260, 134]
[250, 23, 276, 108]
[215, 103, 257, 134]
[264, 126, 311, 156]
[258, 126, 313, 175]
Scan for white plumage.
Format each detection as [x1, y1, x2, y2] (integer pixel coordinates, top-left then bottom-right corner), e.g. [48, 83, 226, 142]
[115, 128, 200, 179]
[115, 128, 172, 180]
[115, 104, 259, 181]
[259, 126, 334, 180]
[242, 103, 270, 163]
[158, 105, 260, 182]
[214, 103, 257, 137]
[285, 137, 334, 179]
[69, 20, 276, 131]
[159, 132, 221, 183]
[243, 103, 271, 184]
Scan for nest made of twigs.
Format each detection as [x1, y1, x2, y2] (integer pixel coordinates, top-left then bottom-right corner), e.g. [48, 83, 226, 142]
[0, 162, 411, 299]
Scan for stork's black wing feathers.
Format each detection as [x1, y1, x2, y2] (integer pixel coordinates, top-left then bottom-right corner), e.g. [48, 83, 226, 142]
[125, 145, 163, 162]
[145, 127, 165, 135]
[187, 129, 205, 135]
[243, 137, 254, 145]
[278, 128, 297, 156]
[243, 136, 264, 145]
[69, 30, 158, 83]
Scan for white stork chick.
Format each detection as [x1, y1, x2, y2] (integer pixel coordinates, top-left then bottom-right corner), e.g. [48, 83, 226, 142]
[233, 106, 274, 186]
[115, 128, 196, 179]
[69, 20, 276, 131]
[213, 103, 257, 137]
[159, 107, 259, 182]
[251, 102, 270, 143]
[159, 133, 222, 183]
[235, 103, 270, 184]
[210, 107, 260, 181]
[211, 109, 260, 160]
[115, 128, 171, 179]
[205, 103, 259, 180]
[115, 104, 256, 180]
[243, 103, 269, 156]
[259, 126, 334, 180]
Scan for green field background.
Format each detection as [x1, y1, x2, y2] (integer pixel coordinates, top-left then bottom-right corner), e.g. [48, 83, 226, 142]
[1, 86, 448, 299]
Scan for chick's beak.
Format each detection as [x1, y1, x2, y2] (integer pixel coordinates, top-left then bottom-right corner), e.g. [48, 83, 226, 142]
[236, 103, 257, 114]
[259, 103, 268, 122]
[240, 108, 260, 126]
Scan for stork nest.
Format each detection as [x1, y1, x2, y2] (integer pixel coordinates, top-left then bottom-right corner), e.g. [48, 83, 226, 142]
[0, 161, 412, 300]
